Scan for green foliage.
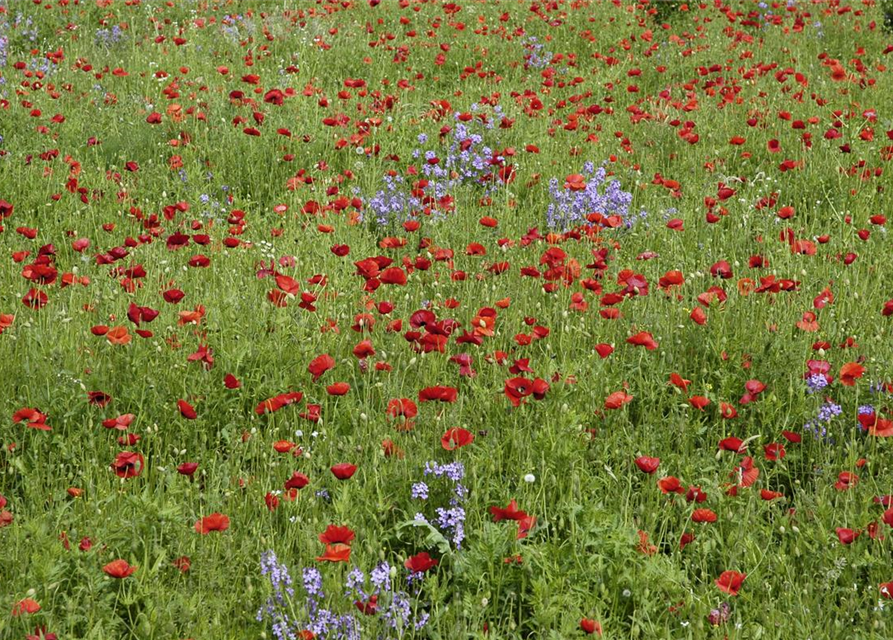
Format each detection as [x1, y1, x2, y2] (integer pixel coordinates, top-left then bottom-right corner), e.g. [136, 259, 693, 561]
[1, 0, 893, 638]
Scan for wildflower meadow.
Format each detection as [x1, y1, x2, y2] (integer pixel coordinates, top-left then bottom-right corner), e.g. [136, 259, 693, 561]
[2, 0, 893, 638]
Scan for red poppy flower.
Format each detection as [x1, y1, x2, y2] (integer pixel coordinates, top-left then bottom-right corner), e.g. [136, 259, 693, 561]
[224, 373, 241, 389]
[22, 289, 48, 310]
[177, 399, 197, 420]
[626, 331, 658, 350]
[13, 407, 50, 431]
[516, 514, 536, 540]
[605, 390, 633, 410]
[658, 476, 684, 494]
[177, 462, 199, 477]
[285, 472, 310, 490]
[594, 343, 614, 358]
[668, 373, 691, 391]
[102, 414, 135, 430]
[580, 618, 602, 635]
[387, 398, 418, 419]
[0, 314, 14, 335]
[404, 551, 438, 573]
[636, 530, 657, 555]
[308, 354, 335, 381]
[87, 391, 113, 407]
[11, 598, 41, 616]
[255, 391, 303, 415]
[718, 437, 746, 453]
[679, 532, 696, 550]
[839, 362, 865, 386]
[330, 463, 357, 480]
[692, 508, 717, 523]
[316, 543, 352, 563]
[172, 556, 191, 573]
[489, 500, 527, 522]
[418, 386, 458, 403]
[195, 512, 230, 534]
[111, 451, 144, 478]
[326, 382, 351, 396]
[733, 457, 760, 487]
[319, 525, 356, 546]
[273, 440, 297, 454]
[634, 456, 660, 474]
[103, 559, 137, 579]
[836, 528, 861, 545]
[764, 443, 785, 461]
[715, 570, 746, 596]
[835, 472, 859, 491]
[441, 427, 474, 450]
[504, 377, 533, 406]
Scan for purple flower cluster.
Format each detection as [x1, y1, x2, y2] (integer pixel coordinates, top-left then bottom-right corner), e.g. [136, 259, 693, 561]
[708, 602, 732, 626]
[95, 25, 125, 47]
[804, 401, 841, 440]
[522, 36, 553, 70]
[258, 551, 429, 640]
[364, 112, 510, 227]
[805, 373, 829, 393]
[545, 162, 640, 230]
[257, 551, 298, 640]
[0, 14, 8, 71]
[415, 461, 467, 548]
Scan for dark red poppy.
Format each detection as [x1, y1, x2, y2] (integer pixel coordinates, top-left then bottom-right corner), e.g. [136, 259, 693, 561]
[87, 391, 112, 407]
[111, 451, 144, 478]
[224, 373, 241, 389]
[285, 472, 310, 490]
[177, 462, 199, 477]
[635, 456, 660, 474]
[418, 386, 458, 403]
[404, 551, 438, 573]
[177, 399, 197, 420]
[331, 463, 357, 480]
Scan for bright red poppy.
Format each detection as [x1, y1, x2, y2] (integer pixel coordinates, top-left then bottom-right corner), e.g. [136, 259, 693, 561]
[441, 427, 474, 450]
[715, 571, 746, 596]
[103, 559, 137, 579]
[195, 512, 230, 534]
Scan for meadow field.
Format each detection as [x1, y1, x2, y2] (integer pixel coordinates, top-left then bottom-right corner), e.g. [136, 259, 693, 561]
[2, 0, 893, 637]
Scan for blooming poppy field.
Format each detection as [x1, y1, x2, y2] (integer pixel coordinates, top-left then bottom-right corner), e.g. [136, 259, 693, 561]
[3, 0, 893, 637]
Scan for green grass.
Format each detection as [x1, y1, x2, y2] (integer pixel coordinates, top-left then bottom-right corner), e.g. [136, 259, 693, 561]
[1, 0, 893, 638]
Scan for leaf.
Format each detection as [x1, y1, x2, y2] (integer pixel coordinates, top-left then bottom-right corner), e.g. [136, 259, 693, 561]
[395, 519, 452, 555]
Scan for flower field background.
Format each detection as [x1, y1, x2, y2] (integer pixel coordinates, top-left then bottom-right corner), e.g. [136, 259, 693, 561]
[2, 0, 893, 637]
